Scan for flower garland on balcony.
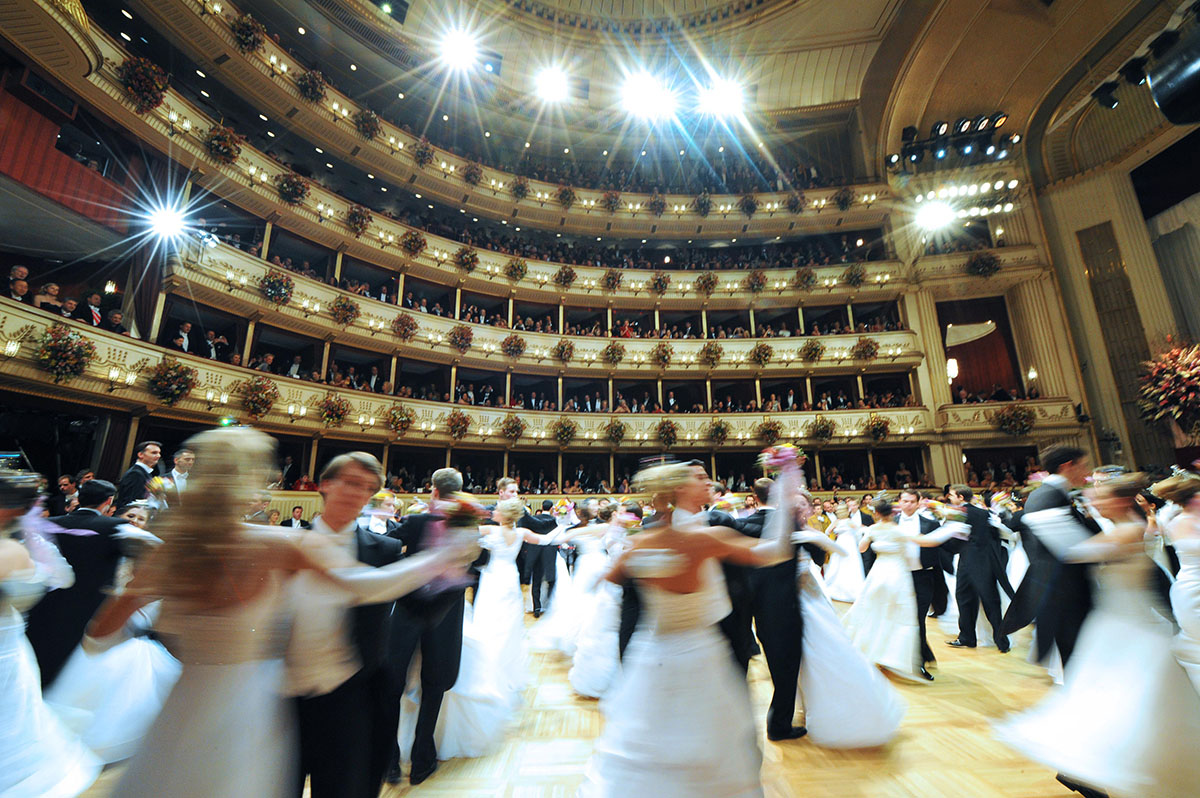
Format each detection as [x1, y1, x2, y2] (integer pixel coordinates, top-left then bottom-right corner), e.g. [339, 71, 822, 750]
[738, 194, 759, 218]
[833, 187, 854, 212]
[993, 403, 1036, 437]
[386, 404, 416, 435]
[866, 414, 890, 442]
[345, 204, 372, 237]
[34, 324, 96, 384]
[744, 269, 767, 293]
[448, 324, 473, 353]
[554, 265, 577, 289]
[447, 409, 470, 440]
[400, 230, 427, 257]
[601, 269, 623, 291]
[391, 313, 418, 342]
[786, 192, 806, 214]
[117, 57, 169, 114]
[501, 413, 526, 443]
[510, 176, 530, 201]
[329, 296, 361, 326]
[295, 69, 327, 102]
[656, 418, 679, 447]
[240, 375, 279, 420]
[504, 257, 527, 282]
[551, 417, 578, 446]
[793, 267, 817, 291]
[601, 190, 621, 214]
[275, 173, 309, 206]
[850, 337, 879, 361]
[501, 333, 527, 358]
[352, 108, 382, 140]
[553, 339, 574, 364]
[202, 124, 242, 165]
[807, 416, 835, 443]
[258, 270, 294, 305]
[318, 393, 352, 427]
[749, 342, 773, 367]
[605, 418, 627, 444]
[461, 161, 483, 186]
[650, 271, 671, 295]
[757, 420, 783, 445]
[693, 192, 712, 217]
[708, 419, 730, 445]
[412, 137, 434, 168]
[646, 192, 667, 217]
[841, 263, 866, 288]
[230, 12, 267, 54]
[699, 341, 724, 367]
[603, 340, 625, 365]
[555, 185, 576, 210]
[696, 272, 718, 295]
[1139, 341, 1200, 435]
[965, 251, 1001, 278]
[146, 358, 198, 406]
[800, 338, 825, 362]
[651, 342, 674, 368]
[453, 246, 478, 273]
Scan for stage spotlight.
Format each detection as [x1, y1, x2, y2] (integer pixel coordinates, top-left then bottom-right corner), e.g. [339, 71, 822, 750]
[1092, 81, 1120, 109]
[148, 205, 186, 239]
[954, 117, 972, 134]
[934, 147, 947, 159]
[621, 72, 677, 120]
[887, 153, 901, 165]
[990, 111, 1008, 129]
[904, 144, 925, 164]
[902, 125, 919, 143]
[1119, 57, 1147, 85]
[535, 66, 569, 102]
[973, 115, 991, 132]
[915, 200, 955, 230]
[698, 78, 745, 117]
[439, 29, 479, 71]
[931, 120, 949, 137]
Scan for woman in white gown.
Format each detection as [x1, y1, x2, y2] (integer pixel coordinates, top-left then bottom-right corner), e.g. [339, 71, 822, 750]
[529, 501, 608, 656]
[995, 474, 1200, 798]
[1156, 474, 1200, 695]
[581, 457, 795, 798]
[569, 506, 637, 698]
[821, 500, 865, 603]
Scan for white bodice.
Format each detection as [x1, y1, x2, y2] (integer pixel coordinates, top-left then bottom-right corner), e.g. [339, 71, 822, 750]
[481, 529, 524, 565]
[636, 557, 730, 635]
[155, 577, 288, 666]
[1176, 538, 1200, 580]
[576, 532, 607, 557]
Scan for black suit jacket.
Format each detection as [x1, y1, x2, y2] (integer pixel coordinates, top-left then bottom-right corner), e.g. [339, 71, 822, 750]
[279, 518, 312, 529]
[25, 510, 126, 686]
[115, 464, 153, 508]
[951, 504, 1013, 597]
[349, 526, 407, 673]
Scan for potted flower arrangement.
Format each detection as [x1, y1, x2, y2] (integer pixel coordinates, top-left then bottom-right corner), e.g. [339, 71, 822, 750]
[866, 414, 890, 442]
[993, 403, 1036, 437]
[386, 404, 416, 435]
[650, 271, 671, 295]
[738, 193, 759, 217]
[749, 342, 773, 367]
[785, 192, 806, 214]
[329, 295, 361, 326]
[555, 184, 576, 210]
[117, 57, 169, 114]
[319, 393, 352, 427]
[352, 108, 382, 140]
[554, 265, 577, 289]
[602, 340, 625, 365]
[656, 418, 679, 447]
[601, 269, 623, 291]
[646, 192, 667, 217]
[504, 257, 527, 282]
[708, 419, 730, 445]
[793, 267, 817, 291]
[448, 324, 473, 353]
[33, 324, 96, 384]
[693, 192, 712, 217]
[501, 333, 527, 358]
[275, 173, 309, 206]
[295, 69, 327, 102]
[551, 417, 578, 446]
[453, 246, 478, 273]
[510, 176, 529, 201]
[400, 230, 427, 257]
[800, 338, 825, 362]
[1139, 341, 1200, 435]
[807, 416, 835, 443]
[501, 413, 526, 443]
[757, 419, 783, 445]
[833, 187, 854, 211]
[258, 270, 294, 305]
[447, 409, 470, 440]
[147, 358, 198, 406]
[240, 375, 279, 420]
[650, 342, 673, 368]
[850, 336, 879, 361]
[699, 341, 724, 367]
[461, 161, 483, 186]
[345, 204, 372, 237]
[744, 269, 767, 293]
[412, 137, 434, 168]
[553, 339, 574, 364]
[965, 251, 1001, 278]
[841, 263, 866, 288]
[605, 418, 627, 444]
[696, 272, 718, 295]
[230, 12, 267, 54]
[391, 313, 418, 342]
[601, 190, 621, 213]
[202, 124, 242, 165]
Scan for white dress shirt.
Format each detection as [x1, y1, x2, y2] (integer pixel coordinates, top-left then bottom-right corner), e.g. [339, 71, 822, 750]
[288, 517, 306, 528]
[170, 469, 188, 492]
[896, 510, 924, 571]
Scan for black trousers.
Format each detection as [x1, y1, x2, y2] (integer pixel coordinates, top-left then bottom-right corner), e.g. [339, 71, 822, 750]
[956, 555, 1008, 649]
[911, 569, 936, 664]
[529, 545, 557, 613]
[930, 567, 950, 616]
[751, 592, 802, 733]
[294, 667, 392, 798]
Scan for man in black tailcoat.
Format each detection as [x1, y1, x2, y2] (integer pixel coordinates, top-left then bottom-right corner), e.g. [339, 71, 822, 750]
[895, 488, 944, 678]
[114, 440, 162, 508]
[945, 486, 1013, 653]
[522, 499, 560, 616]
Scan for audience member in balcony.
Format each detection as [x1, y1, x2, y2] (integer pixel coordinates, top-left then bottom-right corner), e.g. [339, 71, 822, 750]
[103, 310, 130, 336]
[9, 277, 30, 304]
[363, 366, 385, 393]
[56, 297, 78, 319]
[204, 330, 231, 361]
[167, 333, 187, 352]
[73, 292, 104, 326]
[32, 282, 62, 312]
[285, 355, 304, 378]
[254, 352, 275, 373]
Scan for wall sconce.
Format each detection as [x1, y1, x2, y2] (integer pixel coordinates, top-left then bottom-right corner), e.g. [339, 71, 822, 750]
[861, 193, 877, 207]
[812, 198, 827, 211]
[427, 332, 445, 345]
[205, 388, 230, 410]
[489, 178, 504, 194]
[287, 403, 307, 422]
[315, 202, 333, 223]
[439, 161, 456, 178]
[822, 277, 839, 290]
[2, 339, 21, 358]
[358, 414, 376, 431]
[267, 54, 288, 77]
[300, 298, 321, 317]
[199, 0, 222, 15]
[166, 110, 191, 137]
[378, 231, 395, 249]
[386, 136, 404, 155]
[946, 357, 959, 384]
[419, 421, 433, 437]
[224, 270, 246, 291]
[366, 318, 384, 335]
[107, 366, 138, 392]
[873, 273, 891, 284]
[104, 281, 118, 294]
[1027, 366, 1038, 382]
[330, 101, 349, 122]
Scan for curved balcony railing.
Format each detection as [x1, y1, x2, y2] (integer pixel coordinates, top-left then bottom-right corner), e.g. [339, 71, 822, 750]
[174, 243, 925, 376]
[112, 0, 893, 238]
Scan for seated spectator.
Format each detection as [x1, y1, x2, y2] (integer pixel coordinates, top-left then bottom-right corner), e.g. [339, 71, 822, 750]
[32, 283, 62, 311]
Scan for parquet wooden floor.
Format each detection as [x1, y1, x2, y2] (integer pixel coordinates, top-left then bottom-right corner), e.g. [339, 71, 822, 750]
[82, 595, 1068, 798]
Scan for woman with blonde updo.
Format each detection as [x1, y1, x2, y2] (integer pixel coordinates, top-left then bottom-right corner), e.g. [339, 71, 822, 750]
[1156, 473, 1200, 694]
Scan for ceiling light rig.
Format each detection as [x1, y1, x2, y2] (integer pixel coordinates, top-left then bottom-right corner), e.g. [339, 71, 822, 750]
[621, 71, 678, 121]
[887, 111, 1016, 173]
[439, 28, 479, 71]
[535, 65, 570, 103]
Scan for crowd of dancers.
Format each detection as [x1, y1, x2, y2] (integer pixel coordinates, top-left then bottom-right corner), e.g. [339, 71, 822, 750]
[2, 433, 1199, 797]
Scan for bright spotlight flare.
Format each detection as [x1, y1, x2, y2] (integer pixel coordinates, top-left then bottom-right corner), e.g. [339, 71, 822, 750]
[535, 66, 569, 103]
[148, 204, 187, 240]
[698, 78, 744, 117]
[915, 200, 956, 230]
[621, 72, 677, 121]
[439, 29, 479, 71]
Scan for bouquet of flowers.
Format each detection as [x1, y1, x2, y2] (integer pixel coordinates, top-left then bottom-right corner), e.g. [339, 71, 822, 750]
[649, 271, 671, 295]
[258, 270, 294, 305]
[553, 499, 575, 522]
[656, 418, 679, 447]
[117, 57, 169, 114]
[806, 415, 835, 443]
[230, 12, 267, 54]
[1139, 340, 1200, 435]
[842, 263, 866, 288]
[146, 475, 175, 503]
[602, 340, 625, 365]
[504, 257, 527, 282]
[699, 341, 724, 367]
[601, 190, 621, 214]
[453, 246, 478, 273]
[850, 336, 879, 360]
[386, 404, 416, 434]
[400, 230, 427, 256]
[461, 161, 483, 186]
[786, 192, 806, 214]
[275, 173, 309, 206]
[146, 358, 198, 406]
[295, 69, 327, 102]
[553, 265, 577, 289]
[707, 419, 730, 445]
[993, 403, 1035, 436]
[757, 419, 783, 445]
[696, 271, 718, 295]
[391, 313, 418, 342]
[650, 342, 673, 368]
[965, 251, 1001, 278]
[866, 414, 890, 442]
[412, 137, 434, 168]
[601, 269, 623, 291]
[421, 492, 489, 596]
[202, 124, 242, 165]
[748, 342, 773, 367]
[34, 324, 96, 384]
[738, 194, 759, 218]
[345, 204, 372, 237]
[693, 192, 712, 217]
[756, 443, 805, 472]
[833, 187, 854, 211]
[927, 500, 967, 524]
[329, 295, 361, 326]
[646, 192, 667, 217]
[555, 184, 576, 210]
[744, 269, 767, 293]
[501, 413, 526, 443]
[240, 375, 279, 419]
[605, 418, 626, 444]
[448, 324, 473, 353]
[319, 393, 352, 427]
[553, 339, 574, 364]
[510, 176, 529, 201]
[551, 417, 578, 446]
[447, 409, 470, 439]
[793, 267, 817, 291]
[800, 338, 825, 362]
[501, 333, 527, 358]
[352, 108, 382, 140]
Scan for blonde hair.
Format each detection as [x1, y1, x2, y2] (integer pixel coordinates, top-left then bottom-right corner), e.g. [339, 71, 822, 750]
[631, 463, 693, 495]
[495, 497, 525, 526]
[1154, 473, 1200, 506]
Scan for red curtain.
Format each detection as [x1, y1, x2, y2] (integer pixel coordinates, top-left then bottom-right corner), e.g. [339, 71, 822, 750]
[937, 297, 1022, 397]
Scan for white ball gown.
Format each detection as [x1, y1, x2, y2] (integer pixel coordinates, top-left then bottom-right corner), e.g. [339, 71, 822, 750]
[0, 568, 101, 798]
[794, 548, 905, 747]
[581, 556, 763, 798]
[569, 528, 627, 698]
[529, 527, 608, 655]
[994, 542, 1200, 798]
[1167, 528, 1200, 695]
[843, 522, 924, 681]
[821, 522, 866, 602]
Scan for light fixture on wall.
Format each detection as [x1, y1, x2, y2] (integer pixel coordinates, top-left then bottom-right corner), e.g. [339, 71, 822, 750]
[1027, 366, 1038, 382]
[946, 357, 959, 384]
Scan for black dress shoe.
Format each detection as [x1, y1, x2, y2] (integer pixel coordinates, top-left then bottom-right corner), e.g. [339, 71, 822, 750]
[410, 762, 438, 785]
[385, 763, 403, 785]
[919, 667, 935, 681]
[532, 609, 543, 618]
[946, 639, 976, 648]
[766, 725, 808, 741]
[997, 643, 1010, 654]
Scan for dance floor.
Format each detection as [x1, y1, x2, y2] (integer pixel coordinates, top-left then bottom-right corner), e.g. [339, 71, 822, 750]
[82, 596, 1065, 798]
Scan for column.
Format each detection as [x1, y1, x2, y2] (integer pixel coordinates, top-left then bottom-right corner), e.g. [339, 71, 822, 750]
[927, 441, 966, 485]
[332, 250, 344, 284]
[846, 302, 855, 330]
[389, 355, 398, 388]
[147, 291, 168, 343]
[242, 320, 257, 364]
[796, 305, 805, 333]
[710, 453, 717, 483]
[812, 451, 822, 490]
[903, 291, 953, 409]
[654, 307, 661, 333]
[508, 298, 515, 327]
[320, 340, 331, 376]
[396, 273, 406, 305]
[381, 446, 390, 476]
[450, 365, 458, 402]
[701, 309, 708, 338]
[556, 452, 563, 488]
[445, 449, 452, 467]
[748, 308, 756, 337]
[121, 415, 142, 469]
[609, 453, 615, 488]
[559, 305, 565, 334]
[867, 451, 877, 480]
[657, 379, 664, 407]
[1006, 274, 1070, 397]
[502, 450, 509, 476]
[608, 377, 614, 409]
[607, 305, 613, 334]
[307, 439, 319, 479]
[856, 375, 865, 403]
[705, 379, 713, 410]
[260, 221, 274, 261]
[505, 372, 512, 404]
[455, 287, 463, 319]
[754, 378, 762, 406]
[805, 377, 813, 407]
[557, 376, 563, 409]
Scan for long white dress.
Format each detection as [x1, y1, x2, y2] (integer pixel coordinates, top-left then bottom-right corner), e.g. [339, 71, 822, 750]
[843, 522, 924, 681]
[0, 568, 101, 798]
[1168, 530, 1200, 695]
[994, 545, 1200, 798]
[529, 527, 608, 656]
[581, 556, 763, 798]
[821, 522, 866, 602]
[795, 549, 906, 747]
[569, 528, 627, 698]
